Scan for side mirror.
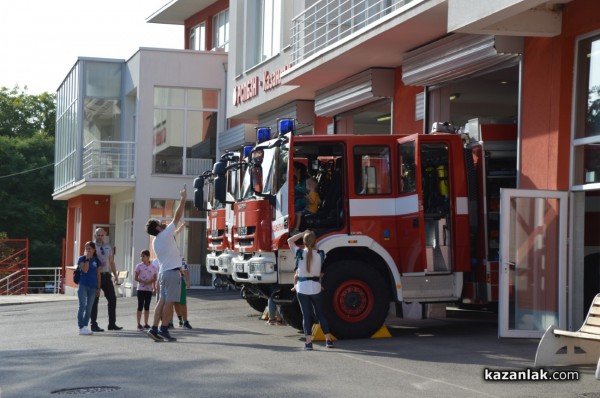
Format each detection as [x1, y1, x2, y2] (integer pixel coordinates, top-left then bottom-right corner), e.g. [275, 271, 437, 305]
[213, 160, 227, 206]
[193, 176, 207, 211]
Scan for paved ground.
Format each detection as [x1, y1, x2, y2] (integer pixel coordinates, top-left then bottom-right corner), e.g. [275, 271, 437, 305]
[0, 290, 598, 398]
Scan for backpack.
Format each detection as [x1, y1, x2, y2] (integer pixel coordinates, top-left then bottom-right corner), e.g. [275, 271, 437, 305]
[73, 266, 81, 284]
[294, 248, 325, 270]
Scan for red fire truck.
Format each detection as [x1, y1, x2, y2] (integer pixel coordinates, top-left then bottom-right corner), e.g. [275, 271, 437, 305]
[196, 120, 516, 339]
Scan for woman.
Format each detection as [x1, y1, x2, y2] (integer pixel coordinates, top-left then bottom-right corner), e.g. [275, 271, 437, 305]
[288, 230, 334, 350]
[77, 241, 101, 335]
[134, 249, 158, 330]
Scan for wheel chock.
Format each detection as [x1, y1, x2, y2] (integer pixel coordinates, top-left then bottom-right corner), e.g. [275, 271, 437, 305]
[311, 324, 391, 340]
[311, 324, 336, 341]
[370, 325, 391, 338]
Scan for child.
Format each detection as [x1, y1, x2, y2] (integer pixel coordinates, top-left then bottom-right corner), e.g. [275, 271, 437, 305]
[294, 177, 320, 232]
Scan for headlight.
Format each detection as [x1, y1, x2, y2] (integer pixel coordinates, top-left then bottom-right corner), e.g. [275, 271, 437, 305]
[235, 263, 244, 272]
[218, 257, 231, 267]
[207, 257, 216, 267]
[248, 261, 275, 273]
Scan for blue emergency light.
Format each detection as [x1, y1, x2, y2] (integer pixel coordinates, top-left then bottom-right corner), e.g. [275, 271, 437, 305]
[278, 118, 295, 134]
[256, 127, 271, 143]
[242, 145, 253, 158]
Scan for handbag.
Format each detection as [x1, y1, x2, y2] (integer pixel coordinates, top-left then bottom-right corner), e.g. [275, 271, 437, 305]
[73, 266, 81, 284]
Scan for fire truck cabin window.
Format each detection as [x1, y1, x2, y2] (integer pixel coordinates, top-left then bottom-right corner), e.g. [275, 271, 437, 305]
[399, 141, 416, 194]
[353, 146, 391, 195]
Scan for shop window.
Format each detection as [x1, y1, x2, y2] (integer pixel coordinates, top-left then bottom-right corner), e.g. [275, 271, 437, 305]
[353, 145, 391, 195]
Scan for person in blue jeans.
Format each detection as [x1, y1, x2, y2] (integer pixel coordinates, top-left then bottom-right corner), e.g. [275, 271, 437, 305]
[288, 230, 334, 350]
[77, 241, 101, 335]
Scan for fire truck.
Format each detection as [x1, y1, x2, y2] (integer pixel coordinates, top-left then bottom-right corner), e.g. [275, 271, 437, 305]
[196, 120, 515, 339]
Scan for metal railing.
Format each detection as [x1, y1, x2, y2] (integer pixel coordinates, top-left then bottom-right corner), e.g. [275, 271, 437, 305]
[0, 267, 62, 295]
[291, 0, 420, 64]
[83, 140, 135, 179]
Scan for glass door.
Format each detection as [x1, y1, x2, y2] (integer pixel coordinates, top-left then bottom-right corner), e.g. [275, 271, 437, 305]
[499, 189, 568, 338]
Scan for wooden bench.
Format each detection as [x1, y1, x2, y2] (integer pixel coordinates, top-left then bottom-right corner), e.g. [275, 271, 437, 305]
[534, 293, 600, 379]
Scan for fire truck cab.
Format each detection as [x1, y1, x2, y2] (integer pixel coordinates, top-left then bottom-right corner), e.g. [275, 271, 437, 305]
[207, 120, 503, 339]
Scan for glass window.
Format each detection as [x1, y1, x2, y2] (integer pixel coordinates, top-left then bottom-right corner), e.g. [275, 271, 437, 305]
[246, 0, 281, 68]
[353, 145, 391, 195]
[575, 35, 600, 139]
[574, 33, 600, 187]
[213, 9, 229, 51]
[153, 87, 219, 176]
[399, 141, 416, 193]
[190, 23, 206, 51]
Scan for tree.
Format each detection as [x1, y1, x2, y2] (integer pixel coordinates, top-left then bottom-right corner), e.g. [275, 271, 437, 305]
[0, 86, 65, 269]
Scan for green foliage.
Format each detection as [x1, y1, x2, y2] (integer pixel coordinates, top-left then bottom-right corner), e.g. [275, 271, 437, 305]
[0, 87, 65, 268]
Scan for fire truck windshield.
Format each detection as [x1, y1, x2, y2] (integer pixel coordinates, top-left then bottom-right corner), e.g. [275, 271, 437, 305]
[239, 145, 286, 199]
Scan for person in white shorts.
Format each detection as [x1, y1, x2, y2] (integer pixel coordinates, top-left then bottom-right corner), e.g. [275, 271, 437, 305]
[145, 187, 186, 342]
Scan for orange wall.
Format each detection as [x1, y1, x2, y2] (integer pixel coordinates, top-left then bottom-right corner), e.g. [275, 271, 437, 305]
[65, 195, 110, 287]
[520, 0, 600, 190]
[393, 67, 424, 135]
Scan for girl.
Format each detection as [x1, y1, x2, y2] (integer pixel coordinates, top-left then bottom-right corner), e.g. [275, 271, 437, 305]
[134, 249, 158, 330]
[77, 241, 101, 335]
[288, 230, 334, 350]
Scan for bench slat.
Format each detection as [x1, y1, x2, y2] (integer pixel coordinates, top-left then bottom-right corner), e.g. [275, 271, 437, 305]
[589, 307, 600, 316]
[554, 329, 600, 339]
[586, 316, 600, 327]
[579, 324, 600, 336]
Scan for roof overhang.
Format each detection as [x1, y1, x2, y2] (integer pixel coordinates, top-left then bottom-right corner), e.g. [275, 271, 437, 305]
[147, 0, 218, 25]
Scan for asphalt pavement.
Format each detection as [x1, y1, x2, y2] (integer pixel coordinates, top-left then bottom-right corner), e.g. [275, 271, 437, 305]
[0, 290, 598, 398]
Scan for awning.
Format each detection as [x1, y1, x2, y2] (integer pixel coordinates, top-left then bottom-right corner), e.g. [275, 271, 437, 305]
[315, 68, 394, 117]
[402, 34, 523, 87]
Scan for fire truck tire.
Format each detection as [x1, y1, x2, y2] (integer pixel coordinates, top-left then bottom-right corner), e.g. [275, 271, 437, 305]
[246, 297, 268, 313]
[279, 303, 306, 331]
[322, 261, 390, 339]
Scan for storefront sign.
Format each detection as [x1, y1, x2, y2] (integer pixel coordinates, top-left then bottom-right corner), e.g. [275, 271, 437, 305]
[233, 64, 292, 106]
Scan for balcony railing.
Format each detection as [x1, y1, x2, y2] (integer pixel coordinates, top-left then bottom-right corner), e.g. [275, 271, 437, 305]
[83, 140, 135, 179]
[291, 0, 421, 65]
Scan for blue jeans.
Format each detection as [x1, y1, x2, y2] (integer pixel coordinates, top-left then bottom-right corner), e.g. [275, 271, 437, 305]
[78, 285, 96, 328]
[297, 292, 330, 336]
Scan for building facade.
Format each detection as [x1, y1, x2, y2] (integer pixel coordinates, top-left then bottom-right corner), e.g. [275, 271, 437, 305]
[54, 48, 228, 294]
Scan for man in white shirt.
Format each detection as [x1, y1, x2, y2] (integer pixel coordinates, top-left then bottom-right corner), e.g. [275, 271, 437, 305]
[145, 187, 186, 342]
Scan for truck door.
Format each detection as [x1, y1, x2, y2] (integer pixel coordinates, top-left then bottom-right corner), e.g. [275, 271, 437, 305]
[397, 135, 454, 274]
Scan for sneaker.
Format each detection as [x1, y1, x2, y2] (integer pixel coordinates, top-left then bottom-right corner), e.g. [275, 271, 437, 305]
[168, 322, 174, 329]
[182, 321, 193, 330]
[137, 324, 144, 331]
[107, 324, 123, 331]
[179, 318, 184, 327]
[326, 340, 334, 348]
[303, 342, 313, 351]
[79, 326, 93, 336]
[158, 328, 177, 342]
[91, 324, 104, 332]
[147, 329, 164, 342]
[143, 324, 151, 329]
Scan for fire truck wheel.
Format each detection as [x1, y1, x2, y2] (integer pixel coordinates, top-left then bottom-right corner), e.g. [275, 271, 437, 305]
[279, 303, 306, 331]
[246, 297, 268, 313]
[322, 261, 390, 339]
